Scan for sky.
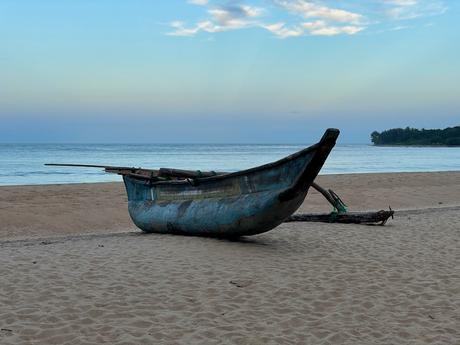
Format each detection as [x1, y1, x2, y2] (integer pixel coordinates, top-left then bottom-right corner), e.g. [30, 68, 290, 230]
[0, 0, 459, 143]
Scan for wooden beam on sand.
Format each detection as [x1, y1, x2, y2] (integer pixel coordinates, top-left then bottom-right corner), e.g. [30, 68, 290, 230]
[285, 209, 395, 225]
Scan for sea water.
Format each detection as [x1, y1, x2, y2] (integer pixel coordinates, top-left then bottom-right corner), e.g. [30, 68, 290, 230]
[1, 143, 459, 186]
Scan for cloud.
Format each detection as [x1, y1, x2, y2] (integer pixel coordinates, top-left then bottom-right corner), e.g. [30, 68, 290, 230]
[308, 25, 364, 36]
[275, 0, 364, 24]
[302, 20, 364, 36]
[168, 4, 264, 36]
[209, 4, 263, 26]
[384, 0, 447, 20]
[168, 0, 447, 39]
[301, 20, 326, 30]
[262, 23, 304, 38]
[264, 2, 366, 38]
[169, 21, 201, 36]
[385, 0, 418, 5]
[187, 0, 208, 5]
[389, 24, 411, 31]
[261, 20, 364, 38]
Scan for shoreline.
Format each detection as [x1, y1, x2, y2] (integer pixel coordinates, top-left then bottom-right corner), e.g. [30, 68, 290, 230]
[2, 169, 460, 188]
[373, 144, 460, 147]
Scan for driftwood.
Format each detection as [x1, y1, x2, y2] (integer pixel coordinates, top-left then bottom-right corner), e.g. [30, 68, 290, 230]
[287, 183, 395, 225]
[285, 209, 394, 225]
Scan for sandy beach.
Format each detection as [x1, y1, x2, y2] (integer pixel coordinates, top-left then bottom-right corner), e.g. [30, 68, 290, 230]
[1, 172, 460, 344]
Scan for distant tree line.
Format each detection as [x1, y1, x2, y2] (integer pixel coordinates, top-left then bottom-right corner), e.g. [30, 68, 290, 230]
[371, 126, 460, 146]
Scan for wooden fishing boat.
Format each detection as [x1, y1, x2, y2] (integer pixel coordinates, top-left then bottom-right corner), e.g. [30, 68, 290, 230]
[47, 128, 339, 237]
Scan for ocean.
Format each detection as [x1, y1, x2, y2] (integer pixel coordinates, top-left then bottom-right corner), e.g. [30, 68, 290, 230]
[1, 143, 459, 186]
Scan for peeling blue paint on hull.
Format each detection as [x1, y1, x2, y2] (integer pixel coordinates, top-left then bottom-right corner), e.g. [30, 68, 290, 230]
[122, 129, 340, 237]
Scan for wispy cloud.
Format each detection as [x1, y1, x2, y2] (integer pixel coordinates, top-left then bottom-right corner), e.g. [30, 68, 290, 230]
[384, 0, 447, 20]
[385, 0, 418, 5]
[168, 0, 447, 38]
[262, 23, 304, 38]
[168, 4, 264, 36]
[303, 22, 364, 36]
[268, 0, 366, 37]
[187, 0, 208, 5]
[275, 0, 364, 24]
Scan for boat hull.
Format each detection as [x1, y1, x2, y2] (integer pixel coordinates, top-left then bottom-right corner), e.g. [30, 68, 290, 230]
[123, 129, 339, 237]
[126, 190, 306, 237]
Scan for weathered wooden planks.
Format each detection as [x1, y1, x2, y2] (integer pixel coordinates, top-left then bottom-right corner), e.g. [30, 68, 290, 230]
[285, 210, 394, 225]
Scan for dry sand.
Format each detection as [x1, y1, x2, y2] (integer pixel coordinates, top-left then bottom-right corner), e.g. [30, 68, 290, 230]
[0, 172, 459, 344]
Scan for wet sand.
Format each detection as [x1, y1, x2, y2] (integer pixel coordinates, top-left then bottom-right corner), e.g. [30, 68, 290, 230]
[0, 172, 459, 344]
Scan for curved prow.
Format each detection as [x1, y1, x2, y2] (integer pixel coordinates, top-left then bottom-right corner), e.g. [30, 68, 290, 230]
[279, 128, 339, 201]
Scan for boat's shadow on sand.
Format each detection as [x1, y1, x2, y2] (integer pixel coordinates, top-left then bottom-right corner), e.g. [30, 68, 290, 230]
[0, 230, 283, 249]
[135, 230, 272, 246]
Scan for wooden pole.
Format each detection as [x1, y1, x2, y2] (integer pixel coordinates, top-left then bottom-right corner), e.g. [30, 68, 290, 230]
[311, 182, 347, 213]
